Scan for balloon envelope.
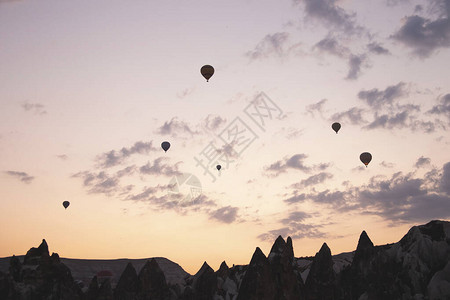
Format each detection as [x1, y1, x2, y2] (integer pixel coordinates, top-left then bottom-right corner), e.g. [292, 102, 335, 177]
[62, 201, 70, 209]
[332, 122, 341, 133]
[161, 141, 170, 152]
[201, 65, 214, 82]
[360, 152, 372, 167]
[216, 165, 221, 171]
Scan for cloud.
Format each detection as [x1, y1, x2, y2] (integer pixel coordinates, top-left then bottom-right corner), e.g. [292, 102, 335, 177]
[346, 54, 367, 80]
[96, 141, 157, 168]
[313, 37, 367, 79]
[440, 162, 450, 194]
[265, 154, 330, 176]
[139, 158, 182, 177]
[283, 162, 450, 223]
[126, 184, 174, 202]
[258, 211, 326, 241]
[246, 32, 303, 60]
[314, 37, 349, 57]
[21, 102, 47, 115]
[72, 171, 122, 195]
[56, 154, 68, 161]
[364, 110, 409, 130]
[358, 82, 408, 109]
[156, 117, 200, 137]
[391, 0, 450, 58]
[428, 93, 450, 123]
[202, 114, 227, 132]
[209, 206, 239, 223]
[386, 0, 410, 7]
[293, 0, 362, 35]
[380, 161, 395, 168]
[330, 107, 366, 125]
[0, 0, 22, 4]
[177, 87, 195, 99]
[279, 127, 304, 139]
[127, 188, 217, 214]
[284, 192, 307, 204]
[4, 171, 34, 184]
[305, 99, 327, 118]
[290, 172, 334, 188]
[414, 156, 431, 168]
[367, 42, 391, 55]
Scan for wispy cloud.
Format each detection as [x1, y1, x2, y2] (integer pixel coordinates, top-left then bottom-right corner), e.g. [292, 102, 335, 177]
[246, 32, 303, 60]
[367, 42, 391, 55]
[21, 102, 47, 115]
[265, 154, 331, 177]
[96, 141, 157, 168]
[290, 172, 334, 189]
[330, 107, 366, 125]
[202, 114, 227, 132]
[293, 0, 363, 35]
[346, 54, 367, 80]
[313, 37, 368, 79]
[380, 161, 395, 168]
[391, 0, 450, 58]
[72, 170, 123, 196]
[428, 93, 450, 124]
[209, 206, 240, 223]
[283, 162, 450, 223]
[177, 87, 195, 99]
[358, 82, 408, 110]
[414, 156, 431, 168]
[156, 117, 200, 137]
[5, 171, 34, 184]
[305, 99, 328, 118]
[56, 154, 68, 161]
[139, 158, 182, 177]
[258, 211, 326, 241]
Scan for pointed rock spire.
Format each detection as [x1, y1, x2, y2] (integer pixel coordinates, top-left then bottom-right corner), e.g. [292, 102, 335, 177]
[237, 247, 276, 300]
[352, 230, 376, 274]
[305, 243, 336, 300]
[114, 262, 138, 299]
[24, 239, 50, 265]
[269, 235, 286, 258]
[38, 239, 49, 255]
[216, 261, 229, 278]
[86, 276, 100, 300]
[138, 258, 170, 299]
[356, 231, 374, 251]
[192, 261, 217, 300]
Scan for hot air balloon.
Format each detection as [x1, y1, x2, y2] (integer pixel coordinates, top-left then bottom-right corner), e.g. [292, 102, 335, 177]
[332, 122, 341, 134]
[62, 201, 70, 209]
[201, 65, 214, 82]
[161, 141, 170, 152]
[216, 165, 221, 171]
[360, 152, 372, 167]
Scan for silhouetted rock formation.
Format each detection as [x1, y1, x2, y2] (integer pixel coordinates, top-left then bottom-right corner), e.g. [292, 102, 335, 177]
[237, 247, 276, 300]
[269, 236, 304, 300]
[182, 261, 215, 300]
[137, 258, 171, 300]
[9, 255, 21, 282]
[86, 276, 100, 300]
[305, 243, 336, 300]
[98, 278, 114, 300]
[1, 239, 83, 299]
[1, 220, 450, 299]
[114, 262, 138, 300]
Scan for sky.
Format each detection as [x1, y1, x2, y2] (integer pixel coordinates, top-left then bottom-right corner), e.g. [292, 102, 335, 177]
[1, 0, 450, 275]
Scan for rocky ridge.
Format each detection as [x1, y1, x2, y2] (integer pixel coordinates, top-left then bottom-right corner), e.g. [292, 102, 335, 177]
[0, 220, 449, 299]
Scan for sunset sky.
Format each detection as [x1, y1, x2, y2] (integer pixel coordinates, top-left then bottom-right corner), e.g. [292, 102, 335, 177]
[1, 0, 450, 274]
